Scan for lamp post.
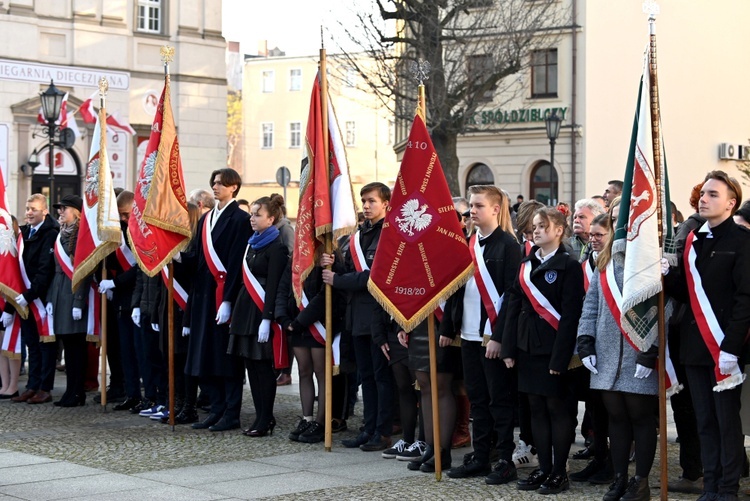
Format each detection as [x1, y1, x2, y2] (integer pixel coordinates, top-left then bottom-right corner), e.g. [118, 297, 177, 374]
[545, 110, 562, 206]
[39, 80, 65, 203]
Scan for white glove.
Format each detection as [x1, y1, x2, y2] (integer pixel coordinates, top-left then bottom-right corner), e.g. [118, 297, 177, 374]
[1, 312, 13, 328]
[215, 301, 231, 325]
[582, 355, 599, 375]
[151, 323, 160, 332]
[634, 364, 653, 379]
[660, 257, 670, 276]
[45, 302, 54, 316]
[173, 252, 182, 263]
[72, 307, 82, 321]
[182, 327, 190, 337]
[258, 319, 271, 343]
[719, 350, 739, 375]
[98, 279, 115, 293]
[131, 307, 141, 327]
[106, 290, 113, 301]
[14, 294, 28, 308]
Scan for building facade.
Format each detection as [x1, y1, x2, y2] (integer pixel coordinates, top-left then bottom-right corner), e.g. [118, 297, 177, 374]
[396, 0, 750, 214]
[0, 0, 227, 216]
[241, 53, 399, 217]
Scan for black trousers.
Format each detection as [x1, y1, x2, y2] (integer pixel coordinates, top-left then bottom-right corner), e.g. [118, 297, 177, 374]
[352, 334, 393, 437]
[21, 317, 56, 392]
[60, 333, 87, 399]
[685, 365, 744, 495]
[462, 340, 516, 463]
[202, 371, 244, 423]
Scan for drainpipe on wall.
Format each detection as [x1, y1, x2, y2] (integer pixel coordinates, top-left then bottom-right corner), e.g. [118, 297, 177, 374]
[570, 0, 578, 206]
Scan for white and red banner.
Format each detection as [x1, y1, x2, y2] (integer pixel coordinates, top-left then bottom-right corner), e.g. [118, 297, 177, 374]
[0, 159, 27, 318]
[161, 265, 188, 311]
[72, 105, 120, 291]
[349, 230, 369, 272]
[0, 297, 21, 358]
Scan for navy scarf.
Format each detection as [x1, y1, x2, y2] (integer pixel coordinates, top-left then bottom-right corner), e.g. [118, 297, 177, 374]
[249, 225, 279, 250]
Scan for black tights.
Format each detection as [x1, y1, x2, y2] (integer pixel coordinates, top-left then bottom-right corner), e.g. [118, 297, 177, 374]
[392, 361, 419, 443]
[61, 333, 87, 400]
[294, 346, 326, 423]
[416, 370, 454, 449]
[601, 391, 657, 478]
[528, 393, 573, 475]
[246, 359, 277, 430]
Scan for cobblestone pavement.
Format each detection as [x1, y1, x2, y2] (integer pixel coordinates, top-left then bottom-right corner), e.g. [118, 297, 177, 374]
[1, 373, 749, 500]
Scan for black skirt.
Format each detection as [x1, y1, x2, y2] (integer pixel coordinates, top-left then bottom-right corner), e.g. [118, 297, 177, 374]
[407, 327, 455, 374]
[289, 331, 323, 349]
[517, 350, 571, 398]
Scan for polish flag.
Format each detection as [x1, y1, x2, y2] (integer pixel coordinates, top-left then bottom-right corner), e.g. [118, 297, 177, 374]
[106, 113, 136, 135]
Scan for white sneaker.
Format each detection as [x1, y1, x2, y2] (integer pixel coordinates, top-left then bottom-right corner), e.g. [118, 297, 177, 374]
[512, 440, 539, 469]
[150, 409, 168, 420]
[382, 439, 410, 459]
[140, 404, 164, 417]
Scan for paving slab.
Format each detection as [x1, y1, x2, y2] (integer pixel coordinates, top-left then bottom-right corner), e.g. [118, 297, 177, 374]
[309, 458, 418, 483]
[0, 450, 55, 468]
[71, 484, 230, 501]
[253, 449, 385, 470]
[0, 461, 101, 486]
[134, 460, 293, 487]
[0, 472, 164, 501]
[201, 470, 358, 499]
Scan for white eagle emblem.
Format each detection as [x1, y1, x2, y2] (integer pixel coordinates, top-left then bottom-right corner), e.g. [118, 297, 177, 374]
[0, 210, 16, 257]
[395, 199, 432, 236]
[139, 151, 157, 201]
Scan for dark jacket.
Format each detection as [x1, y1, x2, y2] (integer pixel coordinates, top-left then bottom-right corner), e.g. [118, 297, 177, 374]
[11, 215, 58, 307]
[438, 227, 522, 343]
[500, 245, 585, 373]
[105, 222, 138, 318]
[275, 217, 295, 255]
[665, 216, 750, 365]
[332, 218, 383, 337]
[47, 227, 91, 335]
[132, 270, 162, 319]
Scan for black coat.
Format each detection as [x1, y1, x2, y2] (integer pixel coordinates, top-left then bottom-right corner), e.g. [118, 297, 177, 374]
[228, 235, 288, 360]
[10, 215, 58, 308]
[665, 217, 750, 366]
[47, 229, 91, 335]
[132, 270, 162, 319]
[184, 202, 250, 377]
[333, 219, 383, 337]
[500, 245, 585, 374]
[105, 222, 138, 318]
[438, 227, 521, 343]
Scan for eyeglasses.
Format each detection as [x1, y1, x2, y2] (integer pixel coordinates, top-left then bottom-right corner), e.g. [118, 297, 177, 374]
[590, 233, 607, 240]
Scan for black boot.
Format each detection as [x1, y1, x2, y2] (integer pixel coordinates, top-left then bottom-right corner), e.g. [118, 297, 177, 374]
[603, 474, 630, 501]
[620, 476, 649, 501]
[408, 445, 433, 471]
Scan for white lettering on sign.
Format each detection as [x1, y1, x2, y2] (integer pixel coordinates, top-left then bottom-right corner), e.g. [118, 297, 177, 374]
[0, 59, 130, 90]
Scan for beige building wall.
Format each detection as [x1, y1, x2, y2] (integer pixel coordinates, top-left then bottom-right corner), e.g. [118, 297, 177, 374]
[243, 54, 399, 218]
[0, 0, 226, 216]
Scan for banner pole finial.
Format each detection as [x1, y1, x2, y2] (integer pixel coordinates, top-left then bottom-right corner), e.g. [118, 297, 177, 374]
[410, 60, 431, 118]
[98, 77, 108, 109]
[160, 45, 175, 76]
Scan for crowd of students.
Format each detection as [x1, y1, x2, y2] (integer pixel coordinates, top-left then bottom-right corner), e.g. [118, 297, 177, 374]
[1, 167, 750, 501]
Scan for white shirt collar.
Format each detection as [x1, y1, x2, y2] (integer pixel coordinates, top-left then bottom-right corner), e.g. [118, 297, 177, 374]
[535, 246, 559, 264]
[31, 221, 44, 233]
[698, 221, 713, 238]
[210, 199, 235, 230]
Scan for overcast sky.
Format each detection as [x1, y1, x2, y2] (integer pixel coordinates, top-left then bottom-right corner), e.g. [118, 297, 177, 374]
[222, 0, 371, 57]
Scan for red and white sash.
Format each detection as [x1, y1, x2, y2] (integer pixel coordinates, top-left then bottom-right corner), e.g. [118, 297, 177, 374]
[115, 234, 136, 271]
[301, 291, 340, 369]
[523, 239, 533, 257]
[242, 245, 288, 369]
[582, 255, 596, 292]
[55, 235, 100, 340]
[468, 234, 503, 335]
[17, 234, 52, 340]
[519, 260, 560, 330]
[161, 266, 188, 311]
[0, 303, 22, 358]
[600, 260, 681, 395]
[202, 216, 227, 311]
[349, 230, 369, 272]
[684, 231, 745, 391]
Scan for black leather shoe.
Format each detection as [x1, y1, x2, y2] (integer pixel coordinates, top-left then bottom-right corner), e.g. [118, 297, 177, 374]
[620, 476, 650, 501]
[485, 459, 518, 485]
[192, 413, 221, 429]
[173, 409, 199, 424]
[420, 448, 451, 473]
[209, 419, 240, 432]
[341, 431, 370, 448]
[518, 469, 548, 491]
[447, 456, 491, 478]
[572, 445, 594, 460]
[588, 457, 615, 485]
[570, 457, 605, 482]
[113, 397, 141, 411]
[0, 391, 19, 399]
[603, 474, 629, 501]
[407, 445, 433, 471]
[538, 473, 570, 494]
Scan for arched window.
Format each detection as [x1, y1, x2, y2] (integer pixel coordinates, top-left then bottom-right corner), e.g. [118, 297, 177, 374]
[530, 161, 558, 206]
[465, 163, 494, 196]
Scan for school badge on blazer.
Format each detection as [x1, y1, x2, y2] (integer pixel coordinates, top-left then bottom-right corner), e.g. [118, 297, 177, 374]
[545, 270, 557, 284]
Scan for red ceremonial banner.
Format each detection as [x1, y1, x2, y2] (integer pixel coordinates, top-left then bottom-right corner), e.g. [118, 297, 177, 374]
[0, 165, 28, 318]
[368, 113, 473, 331]
[127, 75, 191, 277]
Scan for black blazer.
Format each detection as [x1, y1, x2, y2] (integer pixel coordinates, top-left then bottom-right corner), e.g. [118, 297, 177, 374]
[438, 226, 521, 342]
[665, 217, 750, 365]
[18, 215, 58, 304]
[500, 244, 585, 373]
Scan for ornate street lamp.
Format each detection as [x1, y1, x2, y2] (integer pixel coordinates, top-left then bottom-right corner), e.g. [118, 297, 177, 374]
[39, 80, 65, 202]
[545, 110, 562, 206]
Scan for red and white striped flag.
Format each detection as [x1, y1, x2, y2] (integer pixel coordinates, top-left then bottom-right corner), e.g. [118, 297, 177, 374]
[0, 161, 27, 319]
[72, 102, 121, 290]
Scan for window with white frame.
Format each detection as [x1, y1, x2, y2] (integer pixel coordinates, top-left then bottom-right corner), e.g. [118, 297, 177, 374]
[262, 70, 275, 93]
[345, 121, 356, 147]
[289, 122, 301, 148]
[289, 69, 302, 91]
[262, 123, 274, 149]
[136, 0, 162, 34]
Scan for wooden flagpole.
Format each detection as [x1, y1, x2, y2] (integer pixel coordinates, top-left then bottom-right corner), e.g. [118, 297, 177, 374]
[168, 262, 175, 428]
[644, 3, 668, 499]
[99, 262, 108, 407]
[416, 74, 442, 481]
[320, 28, 334, 453]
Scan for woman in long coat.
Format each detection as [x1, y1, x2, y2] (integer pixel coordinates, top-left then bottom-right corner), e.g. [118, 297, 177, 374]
[47, 195, 91, 407]
[229, 194, 289, 437]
